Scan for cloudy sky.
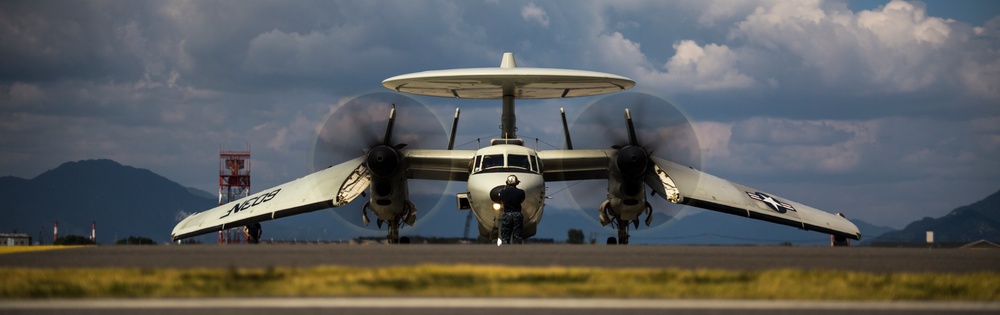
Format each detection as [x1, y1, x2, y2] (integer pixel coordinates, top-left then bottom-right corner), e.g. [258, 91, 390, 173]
[2, 0, 998, 234]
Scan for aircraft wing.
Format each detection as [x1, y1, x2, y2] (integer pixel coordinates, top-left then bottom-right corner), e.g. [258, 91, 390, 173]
[537, 149, 611, 181]
[539, 150, 861, 240]
[648, 156, 861, 240]
[171, 156, 369, 241]
[403, 149, 476, 181]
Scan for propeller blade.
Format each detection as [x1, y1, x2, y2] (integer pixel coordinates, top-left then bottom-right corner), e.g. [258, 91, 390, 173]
[382, 104, 396, 145]
[447, 108, 460, 150]
[625, 108, 638, 146]
[560, 107, 573, 150]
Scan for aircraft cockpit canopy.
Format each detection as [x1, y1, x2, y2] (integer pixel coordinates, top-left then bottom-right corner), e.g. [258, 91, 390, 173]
[473, 153, 539, 174]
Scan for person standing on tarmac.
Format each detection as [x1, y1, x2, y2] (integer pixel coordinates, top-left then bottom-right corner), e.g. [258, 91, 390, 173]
[499, 174, 526, 244]
[244, 222, 262, 244]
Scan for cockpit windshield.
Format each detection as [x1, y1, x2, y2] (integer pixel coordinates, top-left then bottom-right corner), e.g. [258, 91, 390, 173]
[480, 154, 504, 170]
[508, 154, 530, 170]
[472, 153, 539, 174]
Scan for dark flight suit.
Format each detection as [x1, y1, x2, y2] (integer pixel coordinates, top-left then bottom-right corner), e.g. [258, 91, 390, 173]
[246, 222, 262, 244]
[499, 185, 525, 244]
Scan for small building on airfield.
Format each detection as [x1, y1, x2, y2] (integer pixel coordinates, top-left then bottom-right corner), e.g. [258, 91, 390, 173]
[1, 233, 32, 246]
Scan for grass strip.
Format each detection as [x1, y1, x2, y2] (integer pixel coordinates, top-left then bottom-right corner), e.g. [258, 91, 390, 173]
[1, 264, 998, 300]
[0, 246, 89, 255]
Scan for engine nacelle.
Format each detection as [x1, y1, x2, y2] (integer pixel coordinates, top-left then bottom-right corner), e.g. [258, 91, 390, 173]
[367, 145, 402, 179]
[615, 145, 648, 180]
[362, 145, 417, 227]
[605, 145, 649, 221]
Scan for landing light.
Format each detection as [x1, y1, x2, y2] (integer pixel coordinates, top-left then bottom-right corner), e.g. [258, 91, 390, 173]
[492, 203, 502, 211]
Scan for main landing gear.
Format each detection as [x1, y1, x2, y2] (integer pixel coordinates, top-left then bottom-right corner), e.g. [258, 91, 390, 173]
[606, 219, 631, 245]
[600, 201, 653, 245]
[362, 201, 416, 244]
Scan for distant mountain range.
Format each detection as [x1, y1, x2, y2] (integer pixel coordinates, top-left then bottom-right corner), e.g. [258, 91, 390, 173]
[0, 159, 216, 244]
[870, 189, 1000, 245]
[2, 159, 995, 245]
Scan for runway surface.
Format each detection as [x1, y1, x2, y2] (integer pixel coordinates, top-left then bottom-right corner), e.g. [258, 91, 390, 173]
[3, 244, 999, 314]
[1, 244, 999, 273]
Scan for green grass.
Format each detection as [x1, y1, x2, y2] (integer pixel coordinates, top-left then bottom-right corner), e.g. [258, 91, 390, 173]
[2, 264, 998, 300]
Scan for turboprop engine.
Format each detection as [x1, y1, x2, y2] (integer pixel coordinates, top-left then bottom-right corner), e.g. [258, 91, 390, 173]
[598, 109, 653, 244]
[361, 142, 417, 242]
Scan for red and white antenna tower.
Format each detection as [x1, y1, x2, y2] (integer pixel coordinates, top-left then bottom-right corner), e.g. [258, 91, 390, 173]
[218, 145, 251, 244]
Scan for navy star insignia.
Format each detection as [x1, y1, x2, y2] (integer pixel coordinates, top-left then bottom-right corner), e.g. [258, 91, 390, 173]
[746, 191, 796, 213]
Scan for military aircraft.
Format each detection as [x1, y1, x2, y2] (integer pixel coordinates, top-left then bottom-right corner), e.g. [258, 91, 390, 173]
[172, 53, 861, 245]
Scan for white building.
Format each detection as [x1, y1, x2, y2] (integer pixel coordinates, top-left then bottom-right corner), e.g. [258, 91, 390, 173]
[1, 233, 32, 246]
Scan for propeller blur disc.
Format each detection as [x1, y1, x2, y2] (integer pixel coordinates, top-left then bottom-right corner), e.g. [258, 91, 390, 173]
[311, 92, 447, 170]
[565, 92, 702, 237]
[311, 92, 450, 233]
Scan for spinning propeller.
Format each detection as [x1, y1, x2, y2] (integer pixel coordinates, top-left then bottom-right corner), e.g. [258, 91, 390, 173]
[311, 92, 448, 171]
[565, 92, 702, 242]
[310, 92, 450, 235]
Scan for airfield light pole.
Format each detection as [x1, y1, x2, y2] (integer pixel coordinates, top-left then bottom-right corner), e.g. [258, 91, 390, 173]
[219, 147, 251, 244]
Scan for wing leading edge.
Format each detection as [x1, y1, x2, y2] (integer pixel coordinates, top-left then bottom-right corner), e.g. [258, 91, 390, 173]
[171, 156, 369, 241]
[646, 156, 861, 240]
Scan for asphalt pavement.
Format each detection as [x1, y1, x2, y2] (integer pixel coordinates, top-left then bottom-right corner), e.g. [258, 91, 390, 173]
[1, 244, 998, 273]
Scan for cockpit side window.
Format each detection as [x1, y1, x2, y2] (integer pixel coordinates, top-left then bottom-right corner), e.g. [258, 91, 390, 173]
[508, 154, 530, 171]
[473, 155, 483, 172]
[530, 155, 539, 172]
[481, 154, 504, 170]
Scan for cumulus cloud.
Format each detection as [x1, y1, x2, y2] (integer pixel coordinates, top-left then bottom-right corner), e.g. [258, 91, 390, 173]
[708, 118, 875, 174]
[728, 0, 985, 95]
[587, 0, 998, 105]
[521, 3, 550, 27]
[655, 40, 755, 91]
[701, 114, 1000, 189]
[593, 32, 649, 71]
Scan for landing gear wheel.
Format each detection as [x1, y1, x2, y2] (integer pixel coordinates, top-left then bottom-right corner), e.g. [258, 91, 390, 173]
[607, 237, 617, 245]
[617, 219, 630, 245]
